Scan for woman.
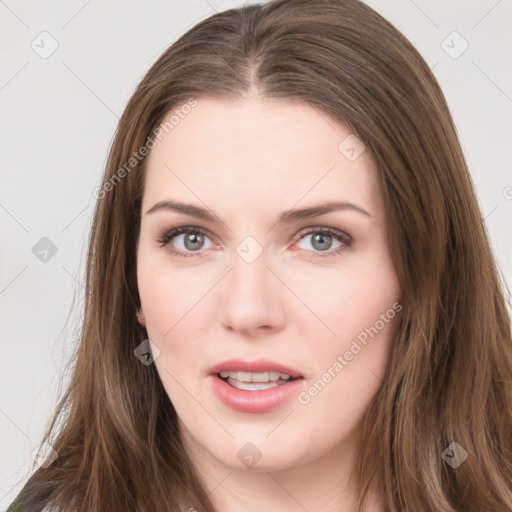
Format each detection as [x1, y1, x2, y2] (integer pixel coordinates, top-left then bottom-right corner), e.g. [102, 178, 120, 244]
[8, 0, 512, 510]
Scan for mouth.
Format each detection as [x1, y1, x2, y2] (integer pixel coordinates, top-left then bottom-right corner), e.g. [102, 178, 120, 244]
[208, 361, 305, 413]
[217, 370, 301, 391]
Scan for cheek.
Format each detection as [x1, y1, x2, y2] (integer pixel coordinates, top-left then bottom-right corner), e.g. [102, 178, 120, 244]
[296, 256, 400, 340]
[136, 256, 217, 366]
[138, 267, 206, 396]
[294, 276, 399, 439]
[138, 249, 203, 332]
[294, 256, 401, 396]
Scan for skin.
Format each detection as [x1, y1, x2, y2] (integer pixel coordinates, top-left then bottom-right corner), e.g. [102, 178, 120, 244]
[136, 96, 401, 512]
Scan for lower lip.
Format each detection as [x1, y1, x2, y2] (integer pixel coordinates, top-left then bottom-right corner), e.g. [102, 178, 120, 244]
[209, 374, 305, 413]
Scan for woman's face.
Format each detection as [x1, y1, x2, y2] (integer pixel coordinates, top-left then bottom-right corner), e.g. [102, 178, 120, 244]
[137, 97, 401, 474]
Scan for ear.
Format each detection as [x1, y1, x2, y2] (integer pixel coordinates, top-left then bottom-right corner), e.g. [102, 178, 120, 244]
[137, 306, 146, 327]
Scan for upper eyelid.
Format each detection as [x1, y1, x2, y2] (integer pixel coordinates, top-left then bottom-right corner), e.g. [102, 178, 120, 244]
[297, 225, 352, 240]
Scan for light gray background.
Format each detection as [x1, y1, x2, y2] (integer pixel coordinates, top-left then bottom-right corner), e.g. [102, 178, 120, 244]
[1, 0, 511, 508]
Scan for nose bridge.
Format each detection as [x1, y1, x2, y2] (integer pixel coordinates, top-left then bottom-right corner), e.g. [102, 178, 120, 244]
[219, 238, 284, 333]
[229, 242, 272, 306]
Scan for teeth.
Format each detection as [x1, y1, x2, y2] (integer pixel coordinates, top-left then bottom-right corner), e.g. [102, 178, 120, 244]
[218, 371, 293, 383]
[228, 380, 280, 391]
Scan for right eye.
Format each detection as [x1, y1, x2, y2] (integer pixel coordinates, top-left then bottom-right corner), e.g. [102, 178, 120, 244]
[156, 226, 217, 258]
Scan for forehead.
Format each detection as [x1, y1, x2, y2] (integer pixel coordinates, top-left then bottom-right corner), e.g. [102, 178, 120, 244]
[142, 97, 381, 220]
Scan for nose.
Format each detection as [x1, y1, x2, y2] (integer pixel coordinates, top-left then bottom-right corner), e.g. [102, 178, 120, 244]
[219, 248, 285, 336]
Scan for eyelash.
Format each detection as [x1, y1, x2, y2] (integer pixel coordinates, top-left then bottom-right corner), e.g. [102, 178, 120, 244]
[156, 226, 353, 259]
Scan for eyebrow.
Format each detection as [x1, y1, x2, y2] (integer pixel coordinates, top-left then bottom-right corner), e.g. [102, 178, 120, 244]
[146, 199, 371, 224]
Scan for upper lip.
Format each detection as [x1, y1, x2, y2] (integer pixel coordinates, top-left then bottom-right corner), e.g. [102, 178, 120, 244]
[209, 358, 304, 378]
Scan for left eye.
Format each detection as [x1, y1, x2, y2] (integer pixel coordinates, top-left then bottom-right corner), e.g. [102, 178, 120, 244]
[295, 227, 352, 256]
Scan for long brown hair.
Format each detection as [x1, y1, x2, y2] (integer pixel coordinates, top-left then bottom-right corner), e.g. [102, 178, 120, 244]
[9, 0, 512, 510]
